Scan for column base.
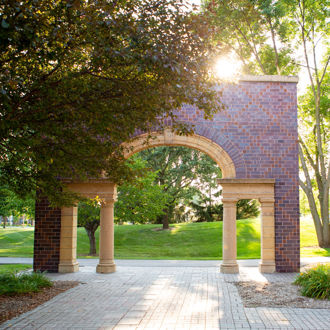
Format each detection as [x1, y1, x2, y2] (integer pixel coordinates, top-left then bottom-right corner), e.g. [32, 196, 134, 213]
[96, 262, 116, 274]
[58, 262, 79, 273]
[221, 262, 239, 274]
[259, 261, 276, 273]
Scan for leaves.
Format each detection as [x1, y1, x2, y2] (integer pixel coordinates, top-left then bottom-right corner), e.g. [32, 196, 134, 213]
[0, 0, 220, 206]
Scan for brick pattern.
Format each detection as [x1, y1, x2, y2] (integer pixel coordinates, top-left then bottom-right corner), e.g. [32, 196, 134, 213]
[175, 82, 299, 272]
[33, 195, 61, 273]
[2, 262, 329, 329]
[34, 80, 299, 272]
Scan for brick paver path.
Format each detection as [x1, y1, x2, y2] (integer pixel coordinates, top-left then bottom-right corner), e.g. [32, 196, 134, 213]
[1, 261, 329, 330]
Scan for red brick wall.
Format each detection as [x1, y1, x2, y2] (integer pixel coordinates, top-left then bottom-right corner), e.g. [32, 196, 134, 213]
[34, 79, 299, 272]
[33, 195, 61, 272]
[176, 81, 300, 272]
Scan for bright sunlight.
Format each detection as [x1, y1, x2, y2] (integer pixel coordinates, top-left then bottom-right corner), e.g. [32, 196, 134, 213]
[215, 56, 242, 81]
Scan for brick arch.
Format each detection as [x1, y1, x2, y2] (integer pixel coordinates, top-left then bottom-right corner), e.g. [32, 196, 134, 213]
[123, 129, 236, 178]
[33, 76, 300, 274]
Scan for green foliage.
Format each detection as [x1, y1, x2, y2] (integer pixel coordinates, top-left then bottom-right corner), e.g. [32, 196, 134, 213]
[294, 264, 330, 299]
[0, 185, 35, 222]
[139, 146, 222, 227]
[0, 0, 221, 206]
[203, 0, 299, 75]
[236, 199, 260, 219]
[77, 156, 169, 253]
[190, 198, 260, 222]
[115, 155, 170, 224]
[0, 271, 52, 296]
[78, 199, 100, 229]
[204, 0, 329, 248]
[77, 198, 100, 255]
[190, 200, 223, 222]
[298, 72, 329, 156]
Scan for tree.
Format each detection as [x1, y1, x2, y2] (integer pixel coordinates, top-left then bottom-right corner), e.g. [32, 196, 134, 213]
[139, 146, 222, 229]
[283, 0, 329, 247]
[190, 197, 259, 222]
[0, 0, 220, 206]
[78, 155, 169, 254]
[78, 198, 100, 255]
[0, 185, 35, 228]
[115, 155, 170, 224]
[203, 0, 298, 75]
[203, 0, 329, 247]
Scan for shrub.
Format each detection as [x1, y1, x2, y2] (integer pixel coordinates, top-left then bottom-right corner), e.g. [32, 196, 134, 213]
[0, 271, 53, 296]
[294, 263, 330, 299]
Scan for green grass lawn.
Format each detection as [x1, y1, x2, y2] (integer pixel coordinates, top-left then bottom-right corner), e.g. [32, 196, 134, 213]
[0, 217, 329, 259]
[0, 264, 32, 274]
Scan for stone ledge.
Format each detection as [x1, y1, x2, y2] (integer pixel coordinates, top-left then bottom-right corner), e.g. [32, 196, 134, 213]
[239, 75, 299, 83]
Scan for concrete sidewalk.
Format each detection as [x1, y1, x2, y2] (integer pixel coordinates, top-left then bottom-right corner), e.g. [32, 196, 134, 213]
[1, 258, 329, 329]
[1, 256, 329, 267]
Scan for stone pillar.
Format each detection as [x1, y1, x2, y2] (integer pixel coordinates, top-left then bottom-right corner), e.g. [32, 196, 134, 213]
[59, 206, 79, 273]
[96, 189, 117, 274]
[259, 198, 276, 273]
[221, 199, 239, 274]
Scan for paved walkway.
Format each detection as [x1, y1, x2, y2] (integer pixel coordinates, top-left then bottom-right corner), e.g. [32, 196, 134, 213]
[1, 258, 329, 330]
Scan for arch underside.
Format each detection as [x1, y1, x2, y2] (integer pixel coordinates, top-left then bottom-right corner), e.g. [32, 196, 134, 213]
[123, 129, 236, 179]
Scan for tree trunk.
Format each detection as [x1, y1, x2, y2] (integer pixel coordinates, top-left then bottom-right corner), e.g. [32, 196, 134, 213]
[2, 216, 7, 228]
[85, 228, 97, 255]
[162, 212, 169, 230]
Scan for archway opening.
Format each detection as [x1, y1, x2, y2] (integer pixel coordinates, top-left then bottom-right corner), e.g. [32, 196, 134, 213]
[76, 144, 263, 263]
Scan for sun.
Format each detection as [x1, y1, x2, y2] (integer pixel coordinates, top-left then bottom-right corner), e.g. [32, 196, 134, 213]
[215, 56, 242, 81]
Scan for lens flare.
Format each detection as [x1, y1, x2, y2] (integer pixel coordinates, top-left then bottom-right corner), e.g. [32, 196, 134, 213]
[215, 57, 242, 81]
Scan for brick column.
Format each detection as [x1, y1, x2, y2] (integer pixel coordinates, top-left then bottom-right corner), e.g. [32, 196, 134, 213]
[221, 199, 239, 274]
[259, 198, 276, 273]
[33, 195, 61, 272]
[58, 206, 79, 273]
[96, 195, 116, 274]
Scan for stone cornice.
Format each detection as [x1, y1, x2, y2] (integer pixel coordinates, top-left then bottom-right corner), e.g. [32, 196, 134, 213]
[239, 75, 299, 83]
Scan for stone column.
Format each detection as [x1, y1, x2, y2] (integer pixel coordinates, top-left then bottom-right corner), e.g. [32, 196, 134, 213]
[259, 198, 276, 273]
[96, 189, 117, 274]
[221, 199, 239, 274]
[59, 206, 79, 273]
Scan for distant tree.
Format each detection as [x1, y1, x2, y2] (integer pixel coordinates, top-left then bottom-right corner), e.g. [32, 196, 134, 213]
[115, 156, 170, 225]
[190, 199, 223, 222]
[0, 186, 35, 228]
[78, 155, 169, 254]
[78, 198, 100, 255]
[190, 197, 259, 222]
[139, 146, 221, 229]
[236, 199, 260, 220]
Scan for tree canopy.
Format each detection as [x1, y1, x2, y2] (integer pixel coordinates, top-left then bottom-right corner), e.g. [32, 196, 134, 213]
[0, 0, 220, 205]
[203, 0, 329, 247]
[139, 146, 222, 228]
[115, 155, 170, 225]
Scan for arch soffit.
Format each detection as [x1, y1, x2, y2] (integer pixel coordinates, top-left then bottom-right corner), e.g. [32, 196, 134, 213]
[123, 130, 236, 179]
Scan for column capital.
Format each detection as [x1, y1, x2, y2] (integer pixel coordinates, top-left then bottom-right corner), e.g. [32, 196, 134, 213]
[222, 198, 238, 205]
[100, 194, 117, 206]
